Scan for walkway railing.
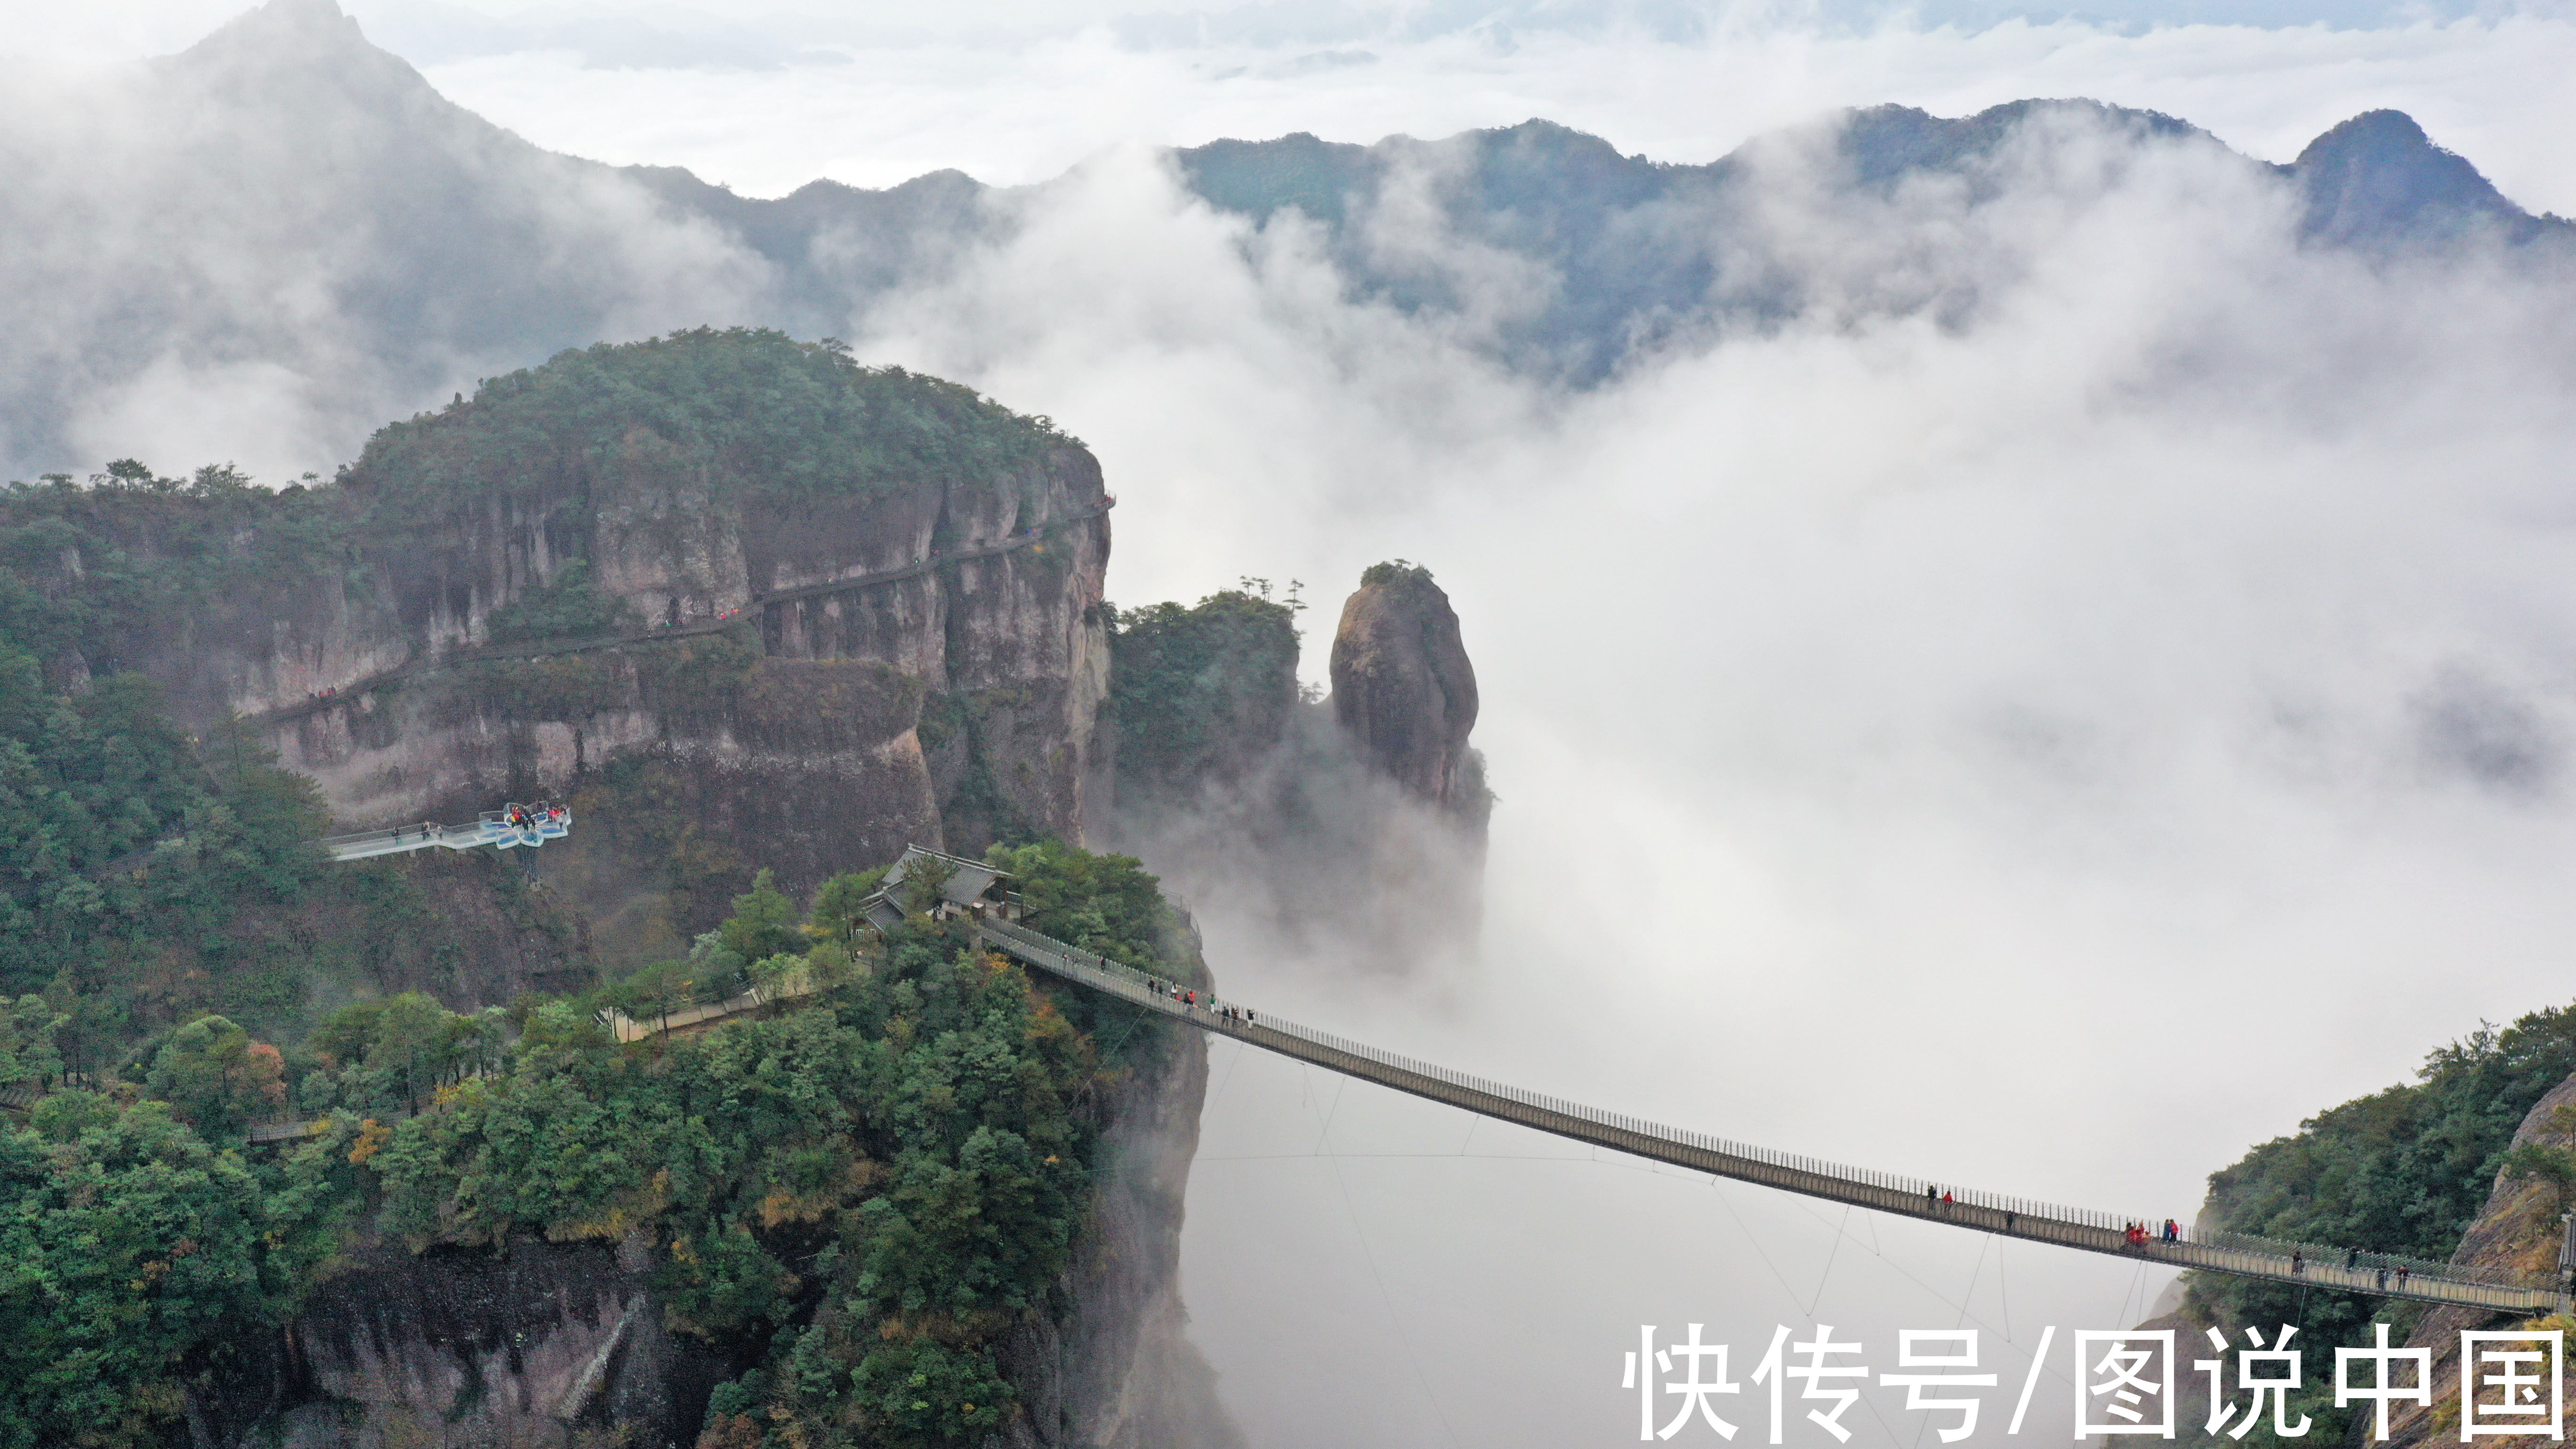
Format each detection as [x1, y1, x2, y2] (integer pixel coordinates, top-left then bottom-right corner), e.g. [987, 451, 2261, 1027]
[972, 917, 2567, 1316]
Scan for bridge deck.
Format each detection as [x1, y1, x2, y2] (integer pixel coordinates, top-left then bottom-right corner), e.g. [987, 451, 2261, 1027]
[973, 918, 2563, 1316]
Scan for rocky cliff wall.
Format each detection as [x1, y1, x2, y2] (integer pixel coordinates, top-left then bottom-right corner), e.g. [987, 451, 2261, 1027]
[987, 1009, 1243, 1449]
[256, 438, 1108, 859]
[263, 1233, 725, 1449]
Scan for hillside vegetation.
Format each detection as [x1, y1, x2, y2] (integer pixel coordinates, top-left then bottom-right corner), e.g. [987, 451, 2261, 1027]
[0, 831, 1193, 1449]
[2171, 1005, 2576, 1445]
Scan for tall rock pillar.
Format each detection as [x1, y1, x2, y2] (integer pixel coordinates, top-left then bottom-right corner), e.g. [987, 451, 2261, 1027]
[1328, 561, 1488, 834]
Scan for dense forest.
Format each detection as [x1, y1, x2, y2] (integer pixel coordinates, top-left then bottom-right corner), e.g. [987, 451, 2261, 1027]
[1, 831, 1195, 1449]
[2170, 1005, 2576, 1445]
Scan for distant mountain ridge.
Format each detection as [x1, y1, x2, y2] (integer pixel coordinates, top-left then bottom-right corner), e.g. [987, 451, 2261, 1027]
[0, 0, 2566, 475]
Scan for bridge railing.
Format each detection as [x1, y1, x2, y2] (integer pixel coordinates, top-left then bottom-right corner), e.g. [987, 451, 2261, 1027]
[973, 917, 2551, 1299]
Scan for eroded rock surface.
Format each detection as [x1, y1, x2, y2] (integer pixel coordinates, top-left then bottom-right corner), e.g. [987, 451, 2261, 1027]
[1328, 561, 1483, 822]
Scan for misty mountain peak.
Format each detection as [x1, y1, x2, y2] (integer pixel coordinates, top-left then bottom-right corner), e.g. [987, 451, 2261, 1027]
[191, 0, 366, 56]
[165, 0, 433, 109]
[2289, 108, 2536, 247]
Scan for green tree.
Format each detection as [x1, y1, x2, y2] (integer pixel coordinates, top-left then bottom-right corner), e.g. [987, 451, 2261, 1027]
[0, 994, 64, 1088]
[719, 868, 805, 961]
[144, 1015, 287, 1139]
[310, 998, 386, 1066]
[364, 992, 453, 1112]
[811, 865, 891, 942]
[851, 1338, 1016, 1446]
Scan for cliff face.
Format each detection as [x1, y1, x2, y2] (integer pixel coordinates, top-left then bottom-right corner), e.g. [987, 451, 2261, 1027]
[260, 439, 1105, 861]
[249, 1235, 726, 1449]
[1004, 989, 1244, 1449]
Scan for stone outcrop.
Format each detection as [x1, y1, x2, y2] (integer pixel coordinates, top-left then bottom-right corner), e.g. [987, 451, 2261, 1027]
[269, 1235, 723, 1449]
[1328, 561, 1486, 828]
[1098, 565, 1490, 975]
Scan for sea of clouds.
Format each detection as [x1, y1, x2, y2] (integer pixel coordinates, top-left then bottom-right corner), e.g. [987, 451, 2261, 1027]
[6, 2, 2576, 1443]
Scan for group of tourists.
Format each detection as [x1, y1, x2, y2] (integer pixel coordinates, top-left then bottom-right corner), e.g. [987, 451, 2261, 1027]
[503, 802, 567, 831]
[1145, 979, 1255, 1026]
[1912, 1192, 2188, 1250]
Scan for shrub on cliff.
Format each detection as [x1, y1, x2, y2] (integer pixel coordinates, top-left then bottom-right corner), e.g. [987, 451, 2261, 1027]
[481, 558, 641, 645]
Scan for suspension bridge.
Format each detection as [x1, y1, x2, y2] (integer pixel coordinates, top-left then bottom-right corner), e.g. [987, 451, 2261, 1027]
[965, 916, 2568, 1317]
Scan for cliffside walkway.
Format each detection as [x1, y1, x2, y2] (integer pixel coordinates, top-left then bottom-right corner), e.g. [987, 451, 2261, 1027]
[250, 501, 1114, 728]
[971, 916, 2568, 1316]
[320, 803, 569, 862]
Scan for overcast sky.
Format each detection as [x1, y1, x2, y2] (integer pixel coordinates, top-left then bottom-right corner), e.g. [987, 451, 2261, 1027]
[5, 0, 2573, 209]
[7, 5, 2575, 1446]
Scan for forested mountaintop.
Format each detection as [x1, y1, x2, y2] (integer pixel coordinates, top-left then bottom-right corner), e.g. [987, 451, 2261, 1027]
[5, 0, 2566, 474]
